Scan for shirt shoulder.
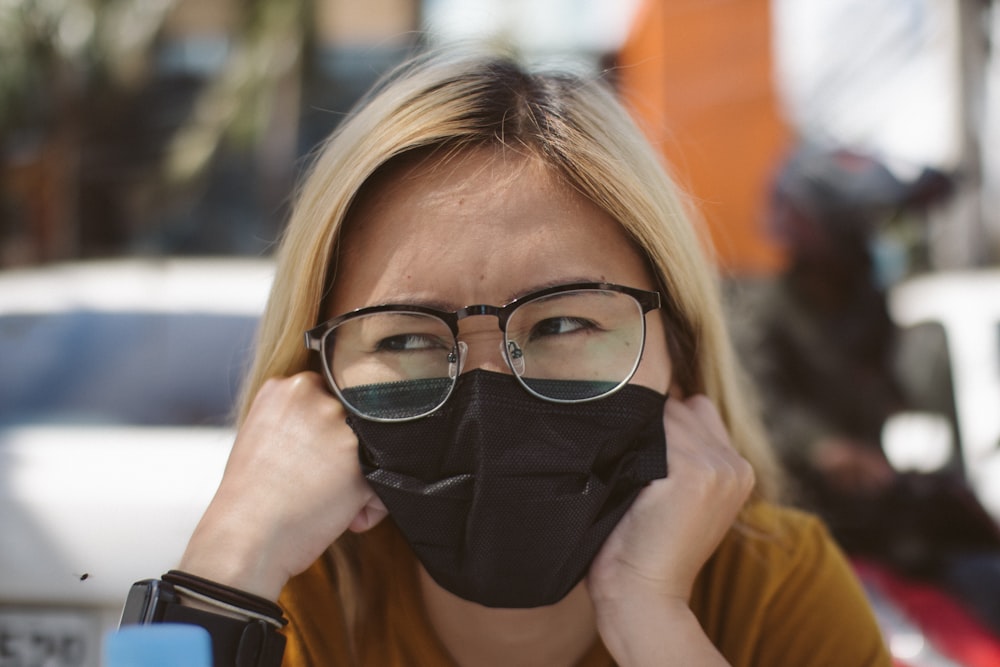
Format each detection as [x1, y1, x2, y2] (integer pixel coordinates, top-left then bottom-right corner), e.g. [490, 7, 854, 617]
[279, 551, 354, 667]
[692, 502, 892, 667]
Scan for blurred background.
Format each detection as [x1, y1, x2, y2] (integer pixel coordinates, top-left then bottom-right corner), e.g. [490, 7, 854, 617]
[0, 0, 997, 271]
[3, 2, 1000, 666]
[0, 0, 642, 264]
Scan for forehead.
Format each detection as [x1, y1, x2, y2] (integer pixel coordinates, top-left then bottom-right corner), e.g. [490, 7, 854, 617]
[330, 147, 654, 312]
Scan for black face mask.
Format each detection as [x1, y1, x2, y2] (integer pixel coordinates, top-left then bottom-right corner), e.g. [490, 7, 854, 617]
[346, 369, 668, 608]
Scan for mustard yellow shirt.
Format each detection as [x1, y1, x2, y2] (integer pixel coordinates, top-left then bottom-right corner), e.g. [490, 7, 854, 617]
[279, 502, 892, 666]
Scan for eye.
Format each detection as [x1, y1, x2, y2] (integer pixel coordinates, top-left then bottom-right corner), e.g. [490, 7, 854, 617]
[529, 317, 598, 340]
[375, 333, 450, 352]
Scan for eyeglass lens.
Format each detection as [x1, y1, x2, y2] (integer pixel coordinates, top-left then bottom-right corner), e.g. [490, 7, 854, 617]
[324, 289, 647, 420]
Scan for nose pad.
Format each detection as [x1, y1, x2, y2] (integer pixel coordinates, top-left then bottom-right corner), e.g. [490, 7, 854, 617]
[449, 341, 468, 379]
[505, 340, 525, 375]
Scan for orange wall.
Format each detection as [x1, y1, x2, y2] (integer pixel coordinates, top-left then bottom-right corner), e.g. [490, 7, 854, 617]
[617, 0, 791, 276]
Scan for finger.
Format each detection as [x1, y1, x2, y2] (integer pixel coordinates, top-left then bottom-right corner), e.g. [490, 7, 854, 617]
[348, 496, 390, 533]
[679, 395, 732, 448]
[664, 395, 756, 499]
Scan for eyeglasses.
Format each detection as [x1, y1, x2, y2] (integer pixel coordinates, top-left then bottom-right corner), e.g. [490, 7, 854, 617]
[304, 282, 662, 422]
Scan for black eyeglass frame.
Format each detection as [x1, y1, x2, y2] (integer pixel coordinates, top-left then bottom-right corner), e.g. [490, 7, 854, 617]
[304, 281, 662, 420]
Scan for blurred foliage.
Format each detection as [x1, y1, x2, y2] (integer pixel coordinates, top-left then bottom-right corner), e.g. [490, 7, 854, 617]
[0, 0, 307, 170]
[166, 0, 305, 185]
[0, 0, 176, 133]
[0, 0, 317, 263]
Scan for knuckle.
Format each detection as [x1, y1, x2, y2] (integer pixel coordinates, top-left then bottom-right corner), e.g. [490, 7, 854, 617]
[287, 371, 322, 392]
[732, 458, 756, 496]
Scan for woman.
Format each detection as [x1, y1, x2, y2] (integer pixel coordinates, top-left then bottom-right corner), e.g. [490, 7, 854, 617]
[127, 49, 891, 666]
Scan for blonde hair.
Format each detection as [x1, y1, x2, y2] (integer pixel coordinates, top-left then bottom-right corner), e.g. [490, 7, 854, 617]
[247, 48, 783, 643]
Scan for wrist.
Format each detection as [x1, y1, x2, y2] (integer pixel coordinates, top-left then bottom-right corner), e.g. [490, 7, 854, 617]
[593, 587, 691, 628]
[588, 560, 693, 612]
[594, 595, 727, 667]
[180, 512, 289, 602]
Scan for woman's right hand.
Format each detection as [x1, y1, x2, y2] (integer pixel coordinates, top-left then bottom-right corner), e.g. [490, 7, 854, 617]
[178, 371, 387, 601]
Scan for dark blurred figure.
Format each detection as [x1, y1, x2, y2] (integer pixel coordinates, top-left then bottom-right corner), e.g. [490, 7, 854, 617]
[753, 144, 951, 506]
[742, 141, 1000, 634]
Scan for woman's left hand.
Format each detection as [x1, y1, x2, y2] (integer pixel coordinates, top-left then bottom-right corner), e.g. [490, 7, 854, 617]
[586, 394, 755, 664]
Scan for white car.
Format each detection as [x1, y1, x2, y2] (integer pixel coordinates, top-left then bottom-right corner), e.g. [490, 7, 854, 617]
[0, 258, 273, 667]
[885, 269, 1000, 521]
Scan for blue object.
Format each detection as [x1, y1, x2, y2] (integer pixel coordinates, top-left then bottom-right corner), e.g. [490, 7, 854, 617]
[104, 624, 212, 667]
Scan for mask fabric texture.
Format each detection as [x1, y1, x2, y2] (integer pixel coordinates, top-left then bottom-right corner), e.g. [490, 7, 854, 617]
[346, 369, 668, 608]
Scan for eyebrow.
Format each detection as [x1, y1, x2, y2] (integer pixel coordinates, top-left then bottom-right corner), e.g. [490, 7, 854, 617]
[373, 295, 460, 311]
[507, 277, 601, 302]
[366, 276, 604, 311]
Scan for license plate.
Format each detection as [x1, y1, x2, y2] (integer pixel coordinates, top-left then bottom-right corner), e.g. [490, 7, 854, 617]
[0, 608, 101, 667]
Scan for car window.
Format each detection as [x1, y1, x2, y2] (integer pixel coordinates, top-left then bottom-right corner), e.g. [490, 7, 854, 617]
[0, 311, 259, 427]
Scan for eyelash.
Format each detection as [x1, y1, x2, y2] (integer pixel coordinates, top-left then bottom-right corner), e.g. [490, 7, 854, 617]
[375, 333, 448, 352]
[528, 317, 597, 341]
